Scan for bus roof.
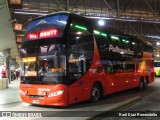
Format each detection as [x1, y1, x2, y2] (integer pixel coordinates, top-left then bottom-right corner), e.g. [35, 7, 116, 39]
[28, 12, 153, 48]
[30, 11, 70, 21]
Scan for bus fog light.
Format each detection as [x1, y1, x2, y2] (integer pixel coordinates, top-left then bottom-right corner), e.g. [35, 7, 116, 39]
[48, 90, 64, 97]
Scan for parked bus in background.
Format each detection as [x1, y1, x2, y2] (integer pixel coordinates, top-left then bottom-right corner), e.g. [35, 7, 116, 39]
[154, 60, 160, 76]
[19, 12, 154, 106]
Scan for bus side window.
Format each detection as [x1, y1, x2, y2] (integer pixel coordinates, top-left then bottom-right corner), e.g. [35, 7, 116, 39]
[104, 65, 114, 74]
[139, 42, 144, 51]
[103, 61, 115, 74]
[67, 17, 94, 84]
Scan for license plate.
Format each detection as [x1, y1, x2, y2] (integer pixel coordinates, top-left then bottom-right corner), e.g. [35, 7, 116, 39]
[32, 100, 39, 104]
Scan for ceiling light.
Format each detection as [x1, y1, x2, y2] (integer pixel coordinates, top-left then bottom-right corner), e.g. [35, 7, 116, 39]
[98, 20, 105, 26]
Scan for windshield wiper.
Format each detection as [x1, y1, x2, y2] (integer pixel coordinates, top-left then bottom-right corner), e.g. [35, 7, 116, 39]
[40, 81, 58, 85]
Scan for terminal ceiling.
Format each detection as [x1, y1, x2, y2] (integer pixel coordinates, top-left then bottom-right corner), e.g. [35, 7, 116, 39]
[7, 0, 160, 56]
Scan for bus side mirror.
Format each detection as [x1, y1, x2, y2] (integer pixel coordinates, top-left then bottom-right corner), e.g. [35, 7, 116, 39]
[97, 67, 103, 73]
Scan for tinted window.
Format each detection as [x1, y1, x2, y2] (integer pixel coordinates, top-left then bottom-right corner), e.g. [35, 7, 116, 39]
[154, 62, 160, 67]
[25, 14, 69, 40]
[96, 34, 110, 56]
[67, 18, 94, 83]
[101, 59, 134, 74]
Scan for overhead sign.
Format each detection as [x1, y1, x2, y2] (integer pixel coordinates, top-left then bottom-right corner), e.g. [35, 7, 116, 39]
[22, 57, 36, 62]
[16, 37, 23, 43]
[9, 0, 22, 4]
[39, 29, 58, 38]
[17, 44, 21, 49]
[27, 28, 59, 40]
[14, 23, 22, 31]
[8, 0, 22, 9]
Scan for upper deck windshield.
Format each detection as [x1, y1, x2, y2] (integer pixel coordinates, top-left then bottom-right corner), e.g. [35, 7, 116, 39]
[20, 14, 69, 84]
[24, 14, 69, 40]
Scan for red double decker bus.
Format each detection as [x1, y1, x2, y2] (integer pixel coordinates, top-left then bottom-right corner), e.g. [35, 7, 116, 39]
[19, 12, 154, 106]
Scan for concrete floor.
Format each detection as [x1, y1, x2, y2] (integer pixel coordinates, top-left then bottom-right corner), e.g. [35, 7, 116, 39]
[100, 78, 160, 120]
[0, 78, 159, 120]
[0, 79, 21, 105]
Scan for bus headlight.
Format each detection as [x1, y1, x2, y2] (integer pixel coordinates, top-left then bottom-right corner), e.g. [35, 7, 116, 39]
[48, 90, 64, 97]
[20, 90, 27, 95]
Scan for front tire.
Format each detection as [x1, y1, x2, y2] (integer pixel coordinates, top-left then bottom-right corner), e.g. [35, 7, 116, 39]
[91, 83, 102, 102]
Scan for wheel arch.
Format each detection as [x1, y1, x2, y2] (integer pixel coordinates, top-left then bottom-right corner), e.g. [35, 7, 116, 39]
[93, 81, 104, 95]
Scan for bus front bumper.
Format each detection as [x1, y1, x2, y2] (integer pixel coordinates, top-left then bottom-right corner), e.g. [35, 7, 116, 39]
[20, 91, 68, 106]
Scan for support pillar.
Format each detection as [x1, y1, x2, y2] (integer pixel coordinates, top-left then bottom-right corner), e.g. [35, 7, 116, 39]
[3, 49, 11, 84]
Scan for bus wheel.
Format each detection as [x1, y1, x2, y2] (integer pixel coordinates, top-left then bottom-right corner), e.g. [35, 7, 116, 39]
[138, 78, 144, 90]
[91, 83, 102, 102]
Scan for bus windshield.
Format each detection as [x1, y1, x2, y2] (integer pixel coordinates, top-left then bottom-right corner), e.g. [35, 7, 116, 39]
[154, 61, 160, 76]
[20, 44, 66, 84]
[154, 61, 160, 67]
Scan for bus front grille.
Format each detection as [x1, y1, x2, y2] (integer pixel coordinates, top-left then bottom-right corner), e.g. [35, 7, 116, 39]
[29, 95, 44, 98]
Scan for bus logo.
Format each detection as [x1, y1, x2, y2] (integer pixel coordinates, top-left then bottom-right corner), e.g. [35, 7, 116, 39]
[109, 44, 134, 55]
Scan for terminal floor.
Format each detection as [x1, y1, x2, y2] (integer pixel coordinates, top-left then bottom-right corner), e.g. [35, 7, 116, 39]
[0, 78, 141, 120]
[0, 79, 21, 105]
[0, 78, 159, 120]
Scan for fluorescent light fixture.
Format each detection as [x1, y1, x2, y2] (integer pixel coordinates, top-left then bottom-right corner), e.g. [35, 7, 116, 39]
[111, 36, 119, 40]
[122, 39, 129, 43]
[101, 33, 107, 37]
[94, 30, 100, 35]
[122, 39, 126, 42]
[146, 35, 160, 39]
[14, 11, 47, 15]
[75, 25, 87, 31]
[15, 9, 49, 13]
